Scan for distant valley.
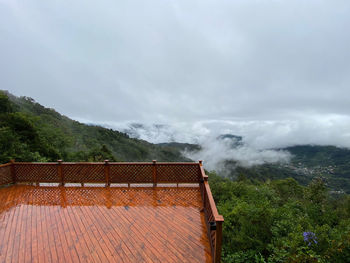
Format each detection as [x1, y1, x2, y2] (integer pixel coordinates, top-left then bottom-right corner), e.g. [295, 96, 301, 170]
[141, 130, 350, 193]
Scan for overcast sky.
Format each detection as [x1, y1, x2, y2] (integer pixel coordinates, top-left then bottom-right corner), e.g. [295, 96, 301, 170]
[1, 0, 350, 150]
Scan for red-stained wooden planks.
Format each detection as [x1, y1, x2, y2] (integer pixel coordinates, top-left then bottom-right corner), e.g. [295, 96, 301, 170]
[0, 185, 212, 263]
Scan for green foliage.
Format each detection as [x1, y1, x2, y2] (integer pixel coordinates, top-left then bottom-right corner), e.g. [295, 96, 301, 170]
[222, 161, 311, 186]
[0, 91, 191, 163]
[0, 92, 61, 162]
[67, 145, 119, 162]
[287, 145, 350, 192]
[0, 92, 13, 113]
[208, 172, 350, 263]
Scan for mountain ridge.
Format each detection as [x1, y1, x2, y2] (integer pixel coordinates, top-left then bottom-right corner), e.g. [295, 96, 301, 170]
[0, 90, 192, 163]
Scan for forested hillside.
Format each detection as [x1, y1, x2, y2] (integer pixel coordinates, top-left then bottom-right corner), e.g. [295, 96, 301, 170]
[209, 172, 350, 262]
[217, 145, 350, 193]
[0, 91, 191, 163]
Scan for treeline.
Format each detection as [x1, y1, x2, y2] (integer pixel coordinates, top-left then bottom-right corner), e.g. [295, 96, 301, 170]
[209, 172, 350, 262]
[0, 91, 190, 163]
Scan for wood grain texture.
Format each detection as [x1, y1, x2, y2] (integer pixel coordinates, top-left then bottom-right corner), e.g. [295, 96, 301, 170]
[0, 185, 212, 263]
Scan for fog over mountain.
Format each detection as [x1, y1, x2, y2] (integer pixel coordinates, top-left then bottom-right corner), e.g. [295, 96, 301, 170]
[2, 0, 350, 168]
[74, 118, 350, 170]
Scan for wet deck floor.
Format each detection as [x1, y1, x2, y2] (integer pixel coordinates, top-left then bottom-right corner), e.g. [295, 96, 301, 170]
[0, 185, 212, 263]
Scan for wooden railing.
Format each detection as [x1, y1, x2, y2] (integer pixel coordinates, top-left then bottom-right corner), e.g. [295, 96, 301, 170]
[0, 162, 13, 186]
[0, 160, 224, 263]
[9, 160, 201, 185]
[199, 161, 224, 263]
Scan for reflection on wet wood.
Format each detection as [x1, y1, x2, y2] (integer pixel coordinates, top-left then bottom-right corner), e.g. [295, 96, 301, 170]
[0, 185, 212, 263]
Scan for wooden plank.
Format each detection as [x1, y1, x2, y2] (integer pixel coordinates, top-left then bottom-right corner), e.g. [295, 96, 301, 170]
[109, 206, 175, 263]
[92, 205, 141, 262]
[130, 206, 209, 262]
[141, 205, 212, 253]
[18, 188, 29, 263]
[51, 205, 72, 263]
[73, 205, 108, 262]
[36, 196, 46, 263]
[0, 185, 214, 262]
[40, 203, 53, 262]
[11, 188, 25, 263]
[112, 205, 191, 262]
[78, 205, 123, 263]
[0, 187, 16, 262]
[30, 188, 39, 263]
[57, 197, 81, 263]
[63, 201, 91, 262]
[66, 201, 100, 262]
[47, 205, 66, 263]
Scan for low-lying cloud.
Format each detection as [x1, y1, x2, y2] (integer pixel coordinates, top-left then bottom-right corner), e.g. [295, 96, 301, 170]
[183, 138, 292, 171]
[79, 113, 350, 170]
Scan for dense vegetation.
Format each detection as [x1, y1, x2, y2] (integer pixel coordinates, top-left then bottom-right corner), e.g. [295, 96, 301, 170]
[209, 172, 350, 262]
[219, 146, 350, 193]
[0, 91, 191, 163]
[220, 161, 311, 186]
[287, 145, 350, 193]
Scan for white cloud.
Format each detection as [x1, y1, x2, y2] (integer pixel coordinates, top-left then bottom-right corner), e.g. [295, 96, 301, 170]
[82, 114, 350, 169]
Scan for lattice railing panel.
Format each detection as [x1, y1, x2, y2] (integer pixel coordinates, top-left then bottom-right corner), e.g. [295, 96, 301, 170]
[157, 164, 200, 183]
[0, 165, 12, 186]
[203, 182, 217, 254]
[109, 187, 155, 206]
[154, 187, 202, 207]
[109, 164, 153, 183]
[62, 164, 105, 183]
[3, 186, 205, 209]
[64, 187, 106, 206]
[15, 163, 59, 183]
[28, 186, 62, 206]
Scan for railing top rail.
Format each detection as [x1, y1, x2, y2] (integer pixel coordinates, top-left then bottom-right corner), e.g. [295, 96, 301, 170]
[204, 182, 224, 222]
[13, 161, 200, 165]
[0, 163, 13, 168]
[199, 164, 224, 222]
[13, 162, 58, 165]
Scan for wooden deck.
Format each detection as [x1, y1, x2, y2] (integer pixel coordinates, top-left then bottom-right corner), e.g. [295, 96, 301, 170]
[0, 185, 212, 263]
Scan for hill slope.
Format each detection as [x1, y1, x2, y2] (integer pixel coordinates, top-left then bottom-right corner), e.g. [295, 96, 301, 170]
[214, 143, 350, 193]
[0, 91, 191, 163]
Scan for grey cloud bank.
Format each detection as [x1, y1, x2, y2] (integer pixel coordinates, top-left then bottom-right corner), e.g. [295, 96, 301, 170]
[88, 117, 350, 169]
[1, 0, 350, 166]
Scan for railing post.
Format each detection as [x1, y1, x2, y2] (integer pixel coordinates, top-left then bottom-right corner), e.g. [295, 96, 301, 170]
[199, 160, 203, 185]
[10, 159, 16, 184]
[199, 160, 208, 210]
[58, 160, 64, 186]
[202, 179, 208, 212]
[152, 160, 157, 187]
[104, 160, 110, 187]
[60, 187, 67, 208]
[214, 217, 224, 263]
